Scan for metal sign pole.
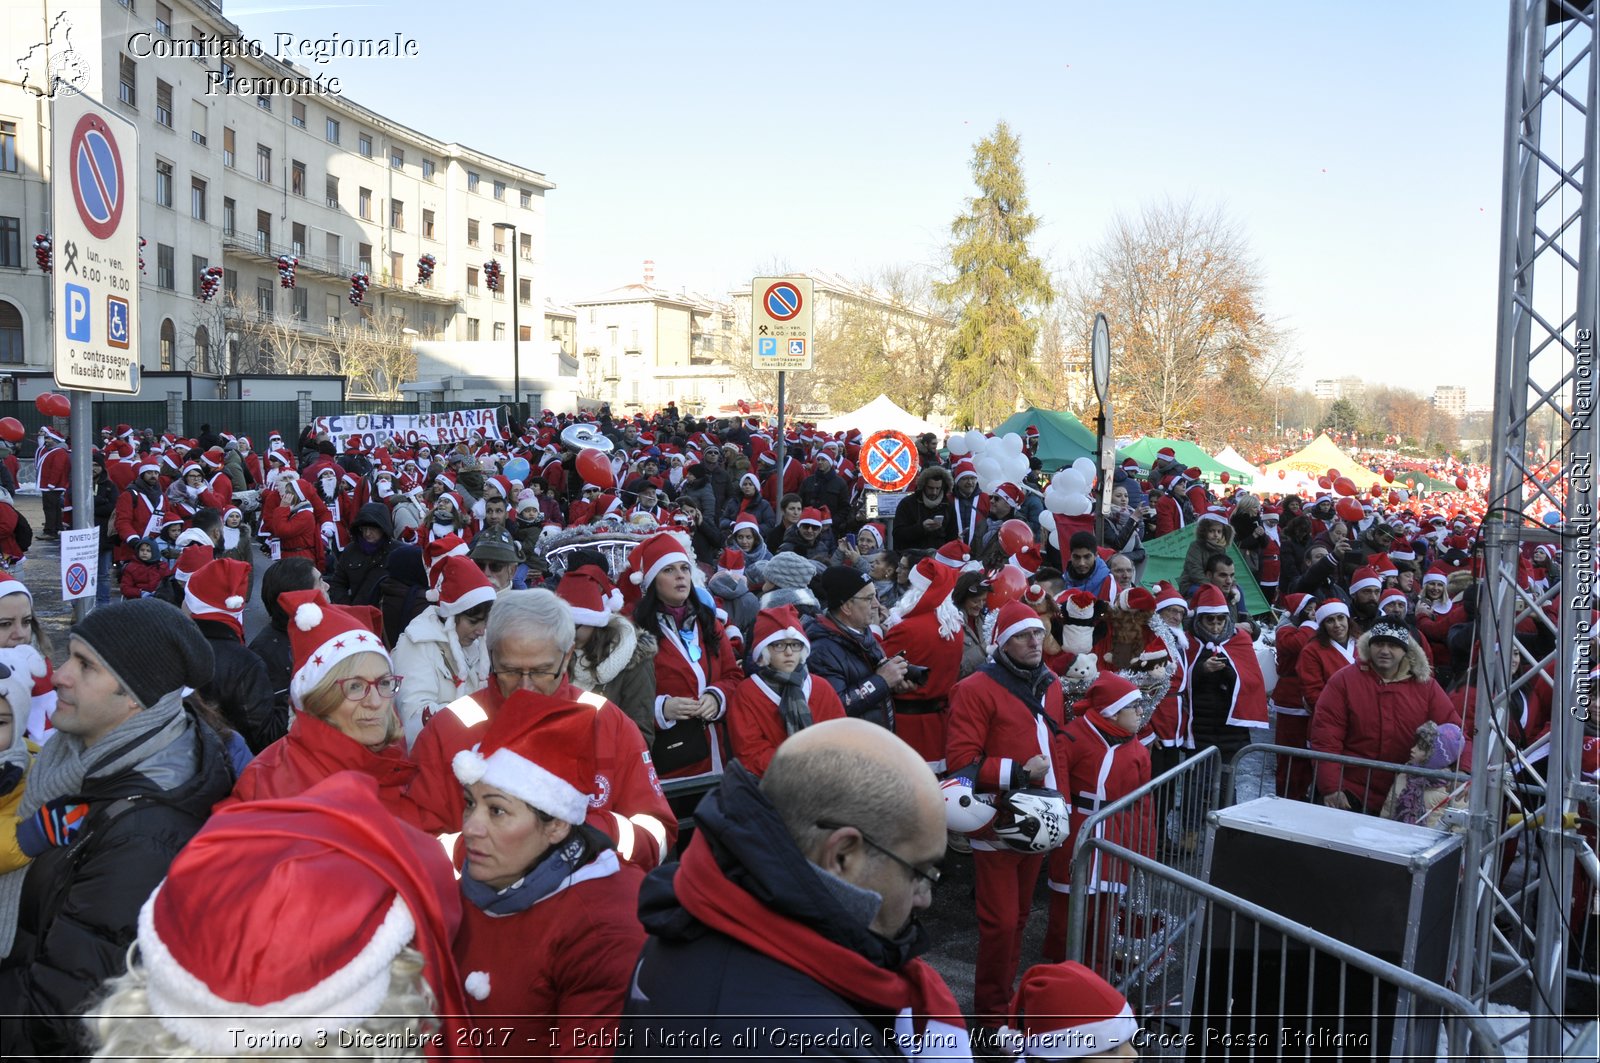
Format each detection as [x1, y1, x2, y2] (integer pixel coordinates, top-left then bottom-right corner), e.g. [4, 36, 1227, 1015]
[1091, 313, 1113, 544]
[69, 391, 92, 620]
[774, 371, 787, 487]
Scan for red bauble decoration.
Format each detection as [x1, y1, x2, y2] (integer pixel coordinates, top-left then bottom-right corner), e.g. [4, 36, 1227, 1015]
[998, 519, 1033, 557]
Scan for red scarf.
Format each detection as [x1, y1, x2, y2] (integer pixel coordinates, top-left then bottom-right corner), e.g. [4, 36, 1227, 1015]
[673, 833, 968, 1045]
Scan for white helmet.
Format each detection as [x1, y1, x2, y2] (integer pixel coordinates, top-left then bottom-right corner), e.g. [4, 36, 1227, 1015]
[941, 776, 996, 834]
[992, 788, 1072, 853]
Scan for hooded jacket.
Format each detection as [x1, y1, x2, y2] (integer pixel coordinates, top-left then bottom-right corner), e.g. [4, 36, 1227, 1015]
[192, 617, 283, 754]
[568, 614, 659, 747]
[326, 501, 395, 607]
[391, 606, 490, 751]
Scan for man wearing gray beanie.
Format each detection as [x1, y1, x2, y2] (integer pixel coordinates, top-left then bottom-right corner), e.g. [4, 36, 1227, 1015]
[0, 598, 235, 1059]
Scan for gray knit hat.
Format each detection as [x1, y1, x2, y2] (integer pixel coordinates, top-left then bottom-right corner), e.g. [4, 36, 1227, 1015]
[72, 598, 214, 708]
[760, 551, 822, 591]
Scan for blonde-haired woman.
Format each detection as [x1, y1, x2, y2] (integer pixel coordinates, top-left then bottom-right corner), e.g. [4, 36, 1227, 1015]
[221, 590, 447, 833]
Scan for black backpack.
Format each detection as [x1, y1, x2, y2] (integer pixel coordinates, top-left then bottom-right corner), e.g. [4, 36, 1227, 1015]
[13, 508, 31, 553]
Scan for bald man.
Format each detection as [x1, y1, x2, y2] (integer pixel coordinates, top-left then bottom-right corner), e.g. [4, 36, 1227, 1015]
[621, 719, 970, 1058]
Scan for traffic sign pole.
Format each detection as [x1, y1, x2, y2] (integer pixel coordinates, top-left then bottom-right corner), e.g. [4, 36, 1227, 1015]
[70, 392, 92, 619]
[774, 372, 787, 490]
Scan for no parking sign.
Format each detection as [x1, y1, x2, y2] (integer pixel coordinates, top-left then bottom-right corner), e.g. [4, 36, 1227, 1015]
[860, 430, 919, 492]
[60, 528, 100, 601]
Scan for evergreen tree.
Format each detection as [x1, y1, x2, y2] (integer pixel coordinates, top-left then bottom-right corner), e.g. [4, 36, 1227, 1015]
[936, 122, 1055, 428]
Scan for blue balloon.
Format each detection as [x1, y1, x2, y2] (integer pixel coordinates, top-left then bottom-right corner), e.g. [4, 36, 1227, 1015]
[1542, 510, 1562, 527]
[503, 457, 531, 483]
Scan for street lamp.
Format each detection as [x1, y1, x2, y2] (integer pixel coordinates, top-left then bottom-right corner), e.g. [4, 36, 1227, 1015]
[492, 222, 521, 421]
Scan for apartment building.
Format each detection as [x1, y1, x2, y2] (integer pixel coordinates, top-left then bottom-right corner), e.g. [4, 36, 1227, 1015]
[0, 0, 551, 394]
[571, 281, 742, 414]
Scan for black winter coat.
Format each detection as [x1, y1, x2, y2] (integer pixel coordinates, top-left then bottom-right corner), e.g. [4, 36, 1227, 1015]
[803, 614, 894, 729]
[891, 492, 957, 552]
[800, 471, 851, 528]
[247, 620, 294, 722]
[621, 765, 926, 1059]
[194, 617, 283, 753]
[326, 502, 394, 607]
[0, 713, 234, 1059]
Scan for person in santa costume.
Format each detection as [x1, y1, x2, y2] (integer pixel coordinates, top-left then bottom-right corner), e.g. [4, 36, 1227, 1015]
[261, 475, 331, 567]
[622, 718, 968, 1057]
[1296, 599, 1358, 728]
[560, 564, 659, 745]
[221, 590, 449, 835]
[181, 557, 279, 757]
[112, 460, 165, 566]
[726, 606, 846, 776]
[1184, 584, 1268, 762]
[85, 772, 472, 1059]
[1145, 581, 1192, 772]
[35, 429, 70, 538]
[1041, 673, 1152, 970]
[1415, 565, 1471, 687]
[1270, 592, 1319, 798]
[946, 600, 1070, 1032]
[392, 556, 496, 750]
[1001, 960, 1141, 1062]
[879, 555, 965, 771]
[409, 589, 676, 870]
[452, 695, 646, 1057]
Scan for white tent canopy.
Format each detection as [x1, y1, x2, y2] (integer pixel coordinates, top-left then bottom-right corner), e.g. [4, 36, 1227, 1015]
[1213, 445, 1262, 481]
[814, 394, 944, 437]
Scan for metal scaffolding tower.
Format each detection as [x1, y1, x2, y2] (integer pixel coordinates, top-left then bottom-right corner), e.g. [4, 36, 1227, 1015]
[1460, 1, 1599, 1058]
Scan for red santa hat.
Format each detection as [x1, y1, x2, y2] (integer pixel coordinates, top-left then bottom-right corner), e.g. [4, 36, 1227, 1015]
[1077, 672, 1143, 719]
[136, 458, 160, 477]
[717, 547, 745, 573]
[433, 555, 497, 618]
[556, 564, 624, 628]
[452, 693, 597, 824]
[731, 513, 762, 539]
[173, 543, 215, 585]
[992, 599, 1045, 648]
[951, 459, 979, 484]
[183, 558, 251, 638]
[423, 534, 470, 599]
[1004, 961, 1139, 1059]
[160, 506, 188, 531]
[1150, 580, 1186, 614]
[797, 507, 824, 528]
[1155, 446, 1176, 463]
[0, 572, 31, 605]
[1314, 598, 1350, 626]
[627, 530, 694, 589]
[200, 446, 225, 468]
[1116, 586, 1158, 614]
[751, 605, 811, 663]
[283, 590, 390, 711]
[1379, 587, 1409, 613]
[1280, 592, 1315, 624]
[1189, 583, 1230, 616]
[992, 481, 1025, 507]
[133, 773, 469, 1056]
[935, 540, 972, 570]
[1348, 566, 1382, 595]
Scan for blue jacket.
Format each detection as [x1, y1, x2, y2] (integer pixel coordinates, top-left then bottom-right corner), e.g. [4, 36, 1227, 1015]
[802, 614, 894, 729]
[1061, 557, 1113, 596]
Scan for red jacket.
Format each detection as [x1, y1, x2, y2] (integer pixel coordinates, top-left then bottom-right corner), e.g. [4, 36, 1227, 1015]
[1054, 712, 1151, 893]
[1296, 636, 1356, 714]
[640, 612, 744, 782]
[1153, 494, 1184, 538]
[217, 711, 450, 834]
[36, 445, 69, 493]
[0, 501, 22, 564]
[410, 682, 675, 869]
[725, 673, 846, 777]
[1271, 622, 1315, 715]
[454, 852, 645, 1058]
[1148, 629, 1191, 749]
[113, 484, 164, 561]
[119, 557, 168, 598]
[1308, 655, 1460, 811]
[946, 663, 1068, 852]
[1415, 596, 1467, 670]
[880, 609, 965, 771]
[261, 488, 329, 567]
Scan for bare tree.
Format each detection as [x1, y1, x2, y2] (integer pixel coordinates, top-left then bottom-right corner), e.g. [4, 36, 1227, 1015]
[327, 308, 418, 399]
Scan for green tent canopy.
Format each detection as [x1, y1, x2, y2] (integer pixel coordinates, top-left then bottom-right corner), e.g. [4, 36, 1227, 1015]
[993, 409, 1096, 471]
[1138, 523, 1271, 617]
[1117, 437, 1236, 484]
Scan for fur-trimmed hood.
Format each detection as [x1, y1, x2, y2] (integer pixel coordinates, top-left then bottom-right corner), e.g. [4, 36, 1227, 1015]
[572, 612, 657, 687]
[1356, 628, 1432, 683]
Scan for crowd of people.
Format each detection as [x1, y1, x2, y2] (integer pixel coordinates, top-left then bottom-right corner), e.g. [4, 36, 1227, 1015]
[0, 403, 1591, 1061]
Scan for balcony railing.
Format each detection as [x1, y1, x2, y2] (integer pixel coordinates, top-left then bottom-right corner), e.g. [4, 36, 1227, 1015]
[220, 233, 460, 304]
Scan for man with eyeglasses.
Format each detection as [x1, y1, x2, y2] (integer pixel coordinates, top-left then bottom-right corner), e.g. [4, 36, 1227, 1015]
[409, 588, 675, 870]
[804, 566, 909, 731]
[622, 717, 970, 1057]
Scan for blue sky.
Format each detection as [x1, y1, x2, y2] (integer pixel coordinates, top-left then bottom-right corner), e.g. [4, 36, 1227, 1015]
[229, 1, 1511, 404]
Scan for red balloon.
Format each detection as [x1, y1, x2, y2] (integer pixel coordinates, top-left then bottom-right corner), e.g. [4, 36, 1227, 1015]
[0, 418, 22, 443]
[1383, 469, 1395, 484]
[1219, 471, 1230, 484]
[35, 392, 70, 418]
[1333, 476, 1356, 497]
[986, 565, 1028, 610]
[1335, 497, 1364, 523]
[1388, 489, 1405, 505]
[1454, 475, 1469, 491]
[1327, 467, 1341, 480]
[998, 518, 1033, 557]
[1277, 469, 1286, 480]
[1316, 476, 1331, 490]
[575, 448, 615, 490]
[1369, 483, 1382, 497]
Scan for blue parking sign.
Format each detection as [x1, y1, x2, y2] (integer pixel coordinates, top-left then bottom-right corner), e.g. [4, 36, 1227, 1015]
[64, 284, 91, 341]
[757, 336, 778, 357]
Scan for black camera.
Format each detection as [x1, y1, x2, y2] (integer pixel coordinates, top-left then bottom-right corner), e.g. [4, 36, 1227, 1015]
[903, 664, 931, 686]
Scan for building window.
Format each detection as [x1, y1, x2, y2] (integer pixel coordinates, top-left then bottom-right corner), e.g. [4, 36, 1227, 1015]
[0, 300, 22, 364]
[493, 180, 505, 201]
[390, 251, 403, 281]
[358, 132, 372, 157]
[518, 278, 531, 305]
[323, 175, 338, 210]
[191, 255, 207, 295]
[325, 293, 341, 324]
[219, 61, 234, 88]
[467, 171, 480, 193]
[256, 94, 271, 112]
[493, 322, 506, 340]
[155, 159, 173, 207]
[156, 243, 174, 289]
[256, 281, 274, 316]
[291, 100, 306, 128]
[190, 101, 207, 146]
[0, 217, 19, 267]
[222, 197, 235, 235]
[190, 176, 206, 220]
[0, 122, 15, 173]
[256, 144, 271, 183]
[223, 268, 237, 298]
[291, 222, 305, 256]
[520, 325, 532, 342]
[422, 209, 435, 239]
[326, 117, 340, 143]
[193, 326, 208, 372]
[155, 2, 172, 35]
[119, 55, 136, 107]
[222, 126, 234, 167]
[155, 80, 172, 127]
[466, 219, 479, 246]
[519, 232, 531, 260]
[520, 189, 532, 209]
[291, 160, 305, 196]
[159, 319, 174, 369]
[358, 243, 371, 274]
[466, 267, 479, 296]
[492, 230, 505, 254]
[255, 210, 271, 251]
[293, 287, 308, 321]
[421, 158, 435, 182]
[390, 147, 404, 169]
[390, 198, 404, 230]
[466, 318, 480, 340]
[358, 187, 371, 220]
[326, 232, 341, 268]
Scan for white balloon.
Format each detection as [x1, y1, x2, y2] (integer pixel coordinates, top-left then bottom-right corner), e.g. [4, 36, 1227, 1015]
[965, 430, 988, 455]
[946, 435, 970, 457]
[1002, 433, 1024, 453]
[1044, 522, 1059, 548]
[980, 476, 1004, 495]
[1056, 470, 1087, 495]
[1007, 454, 1030, 479]
[1045, 490, 1071, 515]
[1063, 494, 1091, 517]
[1072, 456, 1097, 481]
[975, 457, 1002, 483]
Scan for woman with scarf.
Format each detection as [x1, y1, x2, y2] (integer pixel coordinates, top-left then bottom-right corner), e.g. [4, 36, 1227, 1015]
[452, 695, 645, 1057]
[719, 471, 776, 535]
[418, 489, 475, 548]
[1415, 565, 1471, 687]
[1298, 599, 1358, 721]
[629, 532, 744, 792]
[727, 606, 845, 777]
[1145, 582, 1192, 775]
[221, 590, 447, 834]
[955, 570, 993, 680]
[391, 556, 496, 751]
[729, 515, 775, 570]
[217, 505, 255, 562]
[1183, 584, 1269, 762]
